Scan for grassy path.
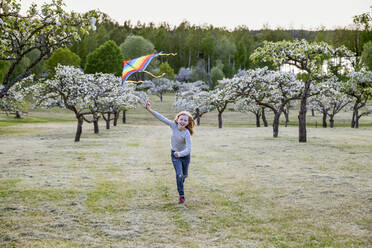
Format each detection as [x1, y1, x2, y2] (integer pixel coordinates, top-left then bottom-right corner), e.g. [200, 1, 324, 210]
[0, 118, 372, 247]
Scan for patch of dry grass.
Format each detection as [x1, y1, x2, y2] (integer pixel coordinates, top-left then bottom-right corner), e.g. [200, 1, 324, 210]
[0, 94, 371, 247]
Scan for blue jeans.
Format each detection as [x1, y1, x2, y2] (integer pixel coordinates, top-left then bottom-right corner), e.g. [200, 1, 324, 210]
[171, 150, 190, 197]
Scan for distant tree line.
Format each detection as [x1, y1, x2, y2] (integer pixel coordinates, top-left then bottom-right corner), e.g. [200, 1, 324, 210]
[68, 10, 372, 78]
[1, 3, 371, 97]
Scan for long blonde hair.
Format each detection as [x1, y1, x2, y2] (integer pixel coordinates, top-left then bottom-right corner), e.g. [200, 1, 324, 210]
[174, 111, 195, 135]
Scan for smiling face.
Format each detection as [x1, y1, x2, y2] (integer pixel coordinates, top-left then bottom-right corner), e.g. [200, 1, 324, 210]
[176, 114, 189, 130]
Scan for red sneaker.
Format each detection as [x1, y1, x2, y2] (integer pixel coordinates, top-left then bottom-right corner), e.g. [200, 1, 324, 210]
[179, 197, 185, 204]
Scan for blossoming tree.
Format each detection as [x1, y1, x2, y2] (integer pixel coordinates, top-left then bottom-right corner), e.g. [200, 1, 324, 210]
[309, 78, 353, 128]
[235, 99, 263, 127]
[29, 66, 93, 141]
[0, 0, 96, 99]
[207, 80, 238, 128]
[177, 80, 209, 92]
[173, 86, 212, 125]
[232, 68, 305, 137]
[253, 69, 306, 137]
[83, 73, 138, 132]
[231, 69, 269, 127]
[342, 71, 372, 128]
[95, 75, 139, 129]
[250, 40, 350, 142]
[147, 78, 175, 102]
[29, 65, 138, 141]
[0, 77, 29, 117]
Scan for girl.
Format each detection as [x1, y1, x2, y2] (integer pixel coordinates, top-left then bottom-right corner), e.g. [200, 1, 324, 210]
[145, 100, 195, 204]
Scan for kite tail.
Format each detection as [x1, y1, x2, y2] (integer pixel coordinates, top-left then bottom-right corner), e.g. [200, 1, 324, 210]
[159, 52, 177, 56]
[126, 80, 144, 84]
[143, 71, 166, 78]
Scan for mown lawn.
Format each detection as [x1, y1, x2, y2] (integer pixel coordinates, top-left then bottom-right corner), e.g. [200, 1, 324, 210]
[0, 94, 371, 247]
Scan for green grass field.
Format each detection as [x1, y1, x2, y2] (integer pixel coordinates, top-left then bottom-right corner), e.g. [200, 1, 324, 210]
[1, 94, 371, 247]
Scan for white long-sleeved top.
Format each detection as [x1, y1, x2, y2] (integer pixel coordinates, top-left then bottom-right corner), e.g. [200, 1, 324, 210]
[153, 111, 191, 157]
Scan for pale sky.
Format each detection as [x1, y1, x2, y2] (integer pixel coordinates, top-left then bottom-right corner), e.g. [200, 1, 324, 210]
[21, 0, 371, 30]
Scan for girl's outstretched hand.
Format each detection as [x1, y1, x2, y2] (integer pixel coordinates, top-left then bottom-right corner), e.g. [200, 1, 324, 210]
[145, 100, 151, 110]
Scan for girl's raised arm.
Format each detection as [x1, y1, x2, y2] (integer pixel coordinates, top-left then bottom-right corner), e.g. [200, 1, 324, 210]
[145, 100, 174, 126]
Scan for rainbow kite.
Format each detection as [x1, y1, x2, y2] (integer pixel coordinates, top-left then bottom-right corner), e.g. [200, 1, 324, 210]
[121, 52, 176, 85]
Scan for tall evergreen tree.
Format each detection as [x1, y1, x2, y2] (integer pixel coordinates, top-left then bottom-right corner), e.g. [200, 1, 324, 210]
[85, 40, 124, 76]
[45, 48, 81, 76]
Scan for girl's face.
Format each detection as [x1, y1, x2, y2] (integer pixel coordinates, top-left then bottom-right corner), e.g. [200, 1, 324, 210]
[177, 114, 189, 130]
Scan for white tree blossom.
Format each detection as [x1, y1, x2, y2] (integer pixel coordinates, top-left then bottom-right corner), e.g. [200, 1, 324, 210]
[309, 78, 353, 128]
[136, 80, 154, 91]
[207, 79, 238, 128]
[28, 65, 93, 141]
[178, 80, 209, 92]
[88, 73, 139, 130]
[28, 65, 138, 141]
[236, 68, 305, 137]
[342, 71, 372, 128]
[235, 98, 263, 127]
[173, 87, 212, 125]
[0, 76, 32, 116]
[175, 67, 192, 82]
[0, 0, 96, 98]
[250, 39, 353, 142]
[147, 78, 175, 101]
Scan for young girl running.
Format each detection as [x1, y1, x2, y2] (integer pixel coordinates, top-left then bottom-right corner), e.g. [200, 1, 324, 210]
[145, 100, 195, 204]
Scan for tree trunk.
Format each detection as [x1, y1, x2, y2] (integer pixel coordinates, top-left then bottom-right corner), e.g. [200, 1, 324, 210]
[351, 101, 359, 128]
[75, 117, 83, 142]
[351, 110, 356, 128]
[355, 110, 360, 129]
[196, 108, 200, 126]
[322, 112, 327, 128]
[106, 113, 110, 129]
[262, 108, 268, 127]
[93, 119, 99, 134]
[255, 113, 261, 127]
[208, 55, 210, 74]
[284, 110, 289, 127]
[311, 108, 315, 116]
[329, 116, 335, 128]
[15, 111, 21, 118]
[188, 50, 191, 69]
[122, 110, 126, 124]
[113, 111, 119, 126]
[298, 96, 307, 143]
[273, 111, 281, 138]
[218, 112, 223, 128]
[160, 93, 163, 102]
[232, 59, 235, 75]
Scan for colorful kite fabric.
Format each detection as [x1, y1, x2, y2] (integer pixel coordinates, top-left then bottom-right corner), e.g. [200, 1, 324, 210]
[121, 52, 162, 85]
